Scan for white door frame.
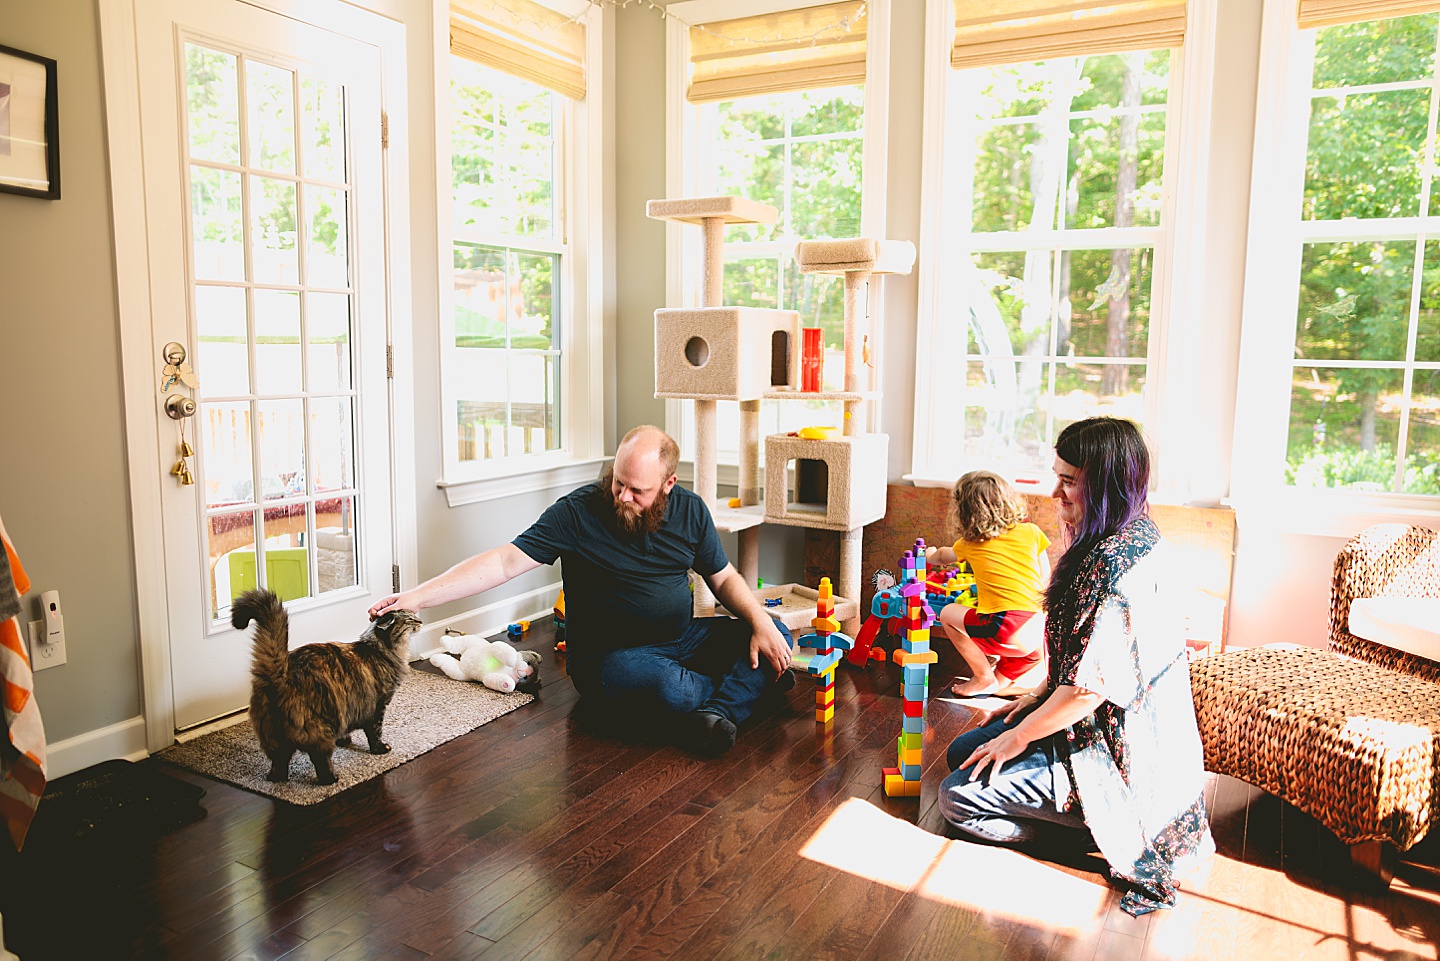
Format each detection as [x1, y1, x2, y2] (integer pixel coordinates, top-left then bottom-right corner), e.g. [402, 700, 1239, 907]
[98, 0, 417, 753]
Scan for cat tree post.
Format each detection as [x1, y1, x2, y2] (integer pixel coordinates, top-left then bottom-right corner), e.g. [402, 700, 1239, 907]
[842, 270, 869, 437]
[839, 527, 863, 636]
[737, 400, 762, 589]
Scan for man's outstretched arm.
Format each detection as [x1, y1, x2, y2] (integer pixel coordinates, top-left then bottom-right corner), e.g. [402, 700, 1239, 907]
[368, 543, 541, 618]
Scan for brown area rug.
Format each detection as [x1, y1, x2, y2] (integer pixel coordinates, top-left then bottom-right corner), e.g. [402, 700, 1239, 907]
[158, 671, 534, 804]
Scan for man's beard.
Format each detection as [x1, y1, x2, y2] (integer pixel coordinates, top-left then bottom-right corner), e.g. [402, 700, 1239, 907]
[601, 467, 669, 535]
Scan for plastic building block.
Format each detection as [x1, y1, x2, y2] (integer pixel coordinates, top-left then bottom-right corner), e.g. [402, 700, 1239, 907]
[816, 704, 835, 723]
[902, 715, 925, 733]
[892, 649, 938, 666]
[507, 620, 530, 636]
[902, 698, 925, 717]
[764, 597, 783, 607]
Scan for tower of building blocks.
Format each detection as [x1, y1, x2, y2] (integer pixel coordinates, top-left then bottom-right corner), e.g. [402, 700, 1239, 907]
[882, 539, 939, 798]
[794, 577, 854, 723]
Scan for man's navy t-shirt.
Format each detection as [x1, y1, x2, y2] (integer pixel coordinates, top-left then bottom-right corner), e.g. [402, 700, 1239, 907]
[512, 482, 728, 652]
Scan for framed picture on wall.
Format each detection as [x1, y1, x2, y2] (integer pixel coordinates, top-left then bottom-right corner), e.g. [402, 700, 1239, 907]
[0, 44, 59, 200]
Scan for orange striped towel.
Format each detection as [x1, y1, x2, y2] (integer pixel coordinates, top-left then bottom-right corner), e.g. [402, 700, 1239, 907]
[0, 529, 44, 850]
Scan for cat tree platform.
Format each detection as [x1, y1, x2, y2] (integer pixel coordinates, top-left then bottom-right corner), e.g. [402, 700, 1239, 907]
[724, 582, 860, 634]
[793, 238, 917, 275]
[646, 196, 778, 226]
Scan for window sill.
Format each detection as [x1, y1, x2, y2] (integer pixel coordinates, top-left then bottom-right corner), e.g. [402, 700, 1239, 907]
[1225, 488, 1440, 539]
[437, 457, 608, 508]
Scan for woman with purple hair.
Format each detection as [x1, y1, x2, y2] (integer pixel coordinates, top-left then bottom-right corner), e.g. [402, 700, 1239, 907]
[937, 417, 1212, 916]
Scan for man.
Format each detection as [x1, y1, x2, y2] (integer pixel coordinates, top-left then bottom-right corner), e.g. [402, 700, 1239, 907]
[369, 425, 794, 756]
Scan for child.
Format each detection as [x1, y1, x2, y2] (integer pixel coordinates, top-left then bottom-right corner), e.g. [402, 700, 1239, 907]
[931, 471, 1050, 697]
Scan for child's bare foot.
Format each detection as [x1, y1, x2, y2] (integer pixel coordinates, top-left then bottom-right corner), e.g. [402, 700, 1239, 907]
[949, 675, 1000, 697]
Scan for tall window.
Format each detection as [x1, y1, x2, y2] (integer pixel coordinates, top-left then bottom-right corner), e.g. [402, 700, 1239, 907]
[669, 0, 881, 466]
[443, 0, 598, 486]
[934, 52, 1172, 478]
[702, 86, 865, 447]
[450, 58, 562, 464]
[1284, 13, 1440, 495]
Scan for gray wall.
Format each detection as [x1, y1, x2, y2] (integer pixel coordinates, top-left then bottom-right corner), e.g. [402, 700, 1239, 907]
[0, 0, 142, 743]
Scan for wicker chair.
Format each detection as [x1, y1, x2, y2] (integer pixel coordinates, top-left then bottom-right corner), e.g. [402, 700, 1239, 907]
[1190, 524, 1440, 883]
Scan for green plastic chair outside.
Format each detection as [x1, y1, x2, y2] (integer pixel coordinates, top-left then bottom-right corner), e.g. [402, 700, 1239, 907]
[229, 547, 310, 602]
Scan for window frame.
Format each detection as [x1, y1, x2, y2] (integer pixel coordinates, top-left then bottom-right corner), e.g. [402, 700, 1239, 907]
[662, 0, 892, 483]
[909, 0, 1218, 498]
[435, 0, 607, 506]
[1232, 0, 1440, 531]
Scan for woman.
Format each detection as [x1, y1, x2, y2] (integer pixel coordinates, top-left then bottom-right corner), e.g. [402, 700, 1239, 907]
[937, 417, 1212, 916]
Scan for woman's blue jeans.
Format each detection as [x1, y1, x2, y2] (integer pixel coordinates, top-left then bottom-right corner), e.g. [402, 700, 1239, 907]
[568, 616, 793, 725]
[938, 714, 1089, 843]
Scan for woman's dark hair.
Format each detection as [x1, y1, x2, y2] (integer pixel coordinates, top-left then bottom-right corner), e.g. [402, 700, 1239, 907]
[1045, 417, 1151, 609]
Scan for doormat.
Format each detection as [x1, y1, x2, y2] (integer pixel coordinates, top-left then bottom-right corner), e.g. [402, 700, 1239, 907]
[157, 671, 534, 805]
[28, 759, 207, 851]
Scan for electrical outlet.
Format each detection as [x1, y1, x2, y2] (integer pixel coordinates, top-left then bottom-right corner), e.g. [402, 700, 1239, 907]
[28, 619, 66, 670]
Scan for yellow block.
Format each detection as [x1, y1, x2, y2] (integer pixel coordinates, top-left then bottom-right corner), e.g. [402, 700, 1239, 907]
[893, 649, 939, 666]
[815, 704, 835, 723]
[816, 689, 835, 708]
[908, 628, 930, 642]
[884, 774, 921, 797]
[901, 747, 922, 765]
[812, 615, 841, 633]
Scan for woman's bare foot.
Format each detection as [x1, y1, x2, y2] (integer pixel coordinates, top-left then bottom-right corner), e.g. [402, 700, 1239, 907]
[949, 675, 1000, 697]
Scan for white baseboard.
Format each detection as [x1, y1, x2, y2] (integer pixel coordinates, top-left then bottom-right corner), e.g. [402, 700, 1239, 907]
[411, 582, 560, 659]
[46, 715, 149, 780]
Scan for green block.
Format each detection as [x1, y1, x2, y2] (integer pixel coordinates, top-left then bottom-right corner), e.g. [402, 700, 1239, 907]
[901, 731, 922, 750]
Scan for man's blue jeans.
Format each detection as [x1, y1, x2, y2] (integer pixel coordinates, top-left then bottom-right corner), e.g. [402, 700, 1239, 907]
[938, 714, 1089, 844]
[568, 616, 794, 725]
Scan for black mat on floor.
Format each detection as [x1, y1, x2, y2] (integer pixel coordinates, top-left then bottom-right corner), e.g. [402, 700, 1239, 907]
[27, 759, 206, 850]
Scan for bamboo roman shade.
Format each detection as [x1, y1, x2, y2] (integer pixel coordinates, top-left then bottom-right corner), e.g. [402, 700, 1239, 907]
[687, 1, 868, 104]
[1297, 0, 1440, 30]
[951, 0, 1186, 71]
[451, 0, 586, 100]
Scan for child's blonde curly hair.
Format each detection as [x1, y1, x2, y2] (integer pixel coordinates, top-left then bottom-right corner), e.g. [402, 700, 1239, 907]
[948, 470, 1027, 543]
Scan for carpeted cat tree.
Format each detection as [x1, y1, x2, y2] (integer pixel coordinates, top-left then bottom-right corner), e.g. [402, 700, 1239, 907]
[647, 196, 914, 633]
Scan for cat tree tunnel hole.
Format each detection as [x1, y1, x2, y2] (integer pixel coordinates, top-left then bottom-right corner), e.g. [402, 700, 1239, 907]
[685, 336, 710, 367]
[790, 458, 830, 515]
[771, 330, 793, 387]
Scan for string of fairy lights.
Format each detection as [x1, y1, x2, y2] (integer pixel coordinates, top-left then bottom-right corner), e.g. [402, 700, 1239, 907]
[457, 0, 867, 48]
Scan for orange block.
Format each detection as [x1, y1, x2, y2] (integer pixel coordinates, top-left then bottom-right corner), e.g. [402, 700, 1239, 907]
[893, 649, 939, 667]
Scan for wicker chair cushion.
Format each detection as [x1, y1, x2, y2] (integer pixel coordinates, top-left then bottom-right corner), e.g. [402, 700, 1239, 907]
[1190, 646, 1440, 851]
[1349, 596, 1440, 663]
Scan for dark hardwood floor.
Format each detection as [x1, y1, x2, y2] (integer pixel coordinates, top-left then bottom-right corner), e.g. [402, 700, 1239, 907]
[4, 617, 1440, 961]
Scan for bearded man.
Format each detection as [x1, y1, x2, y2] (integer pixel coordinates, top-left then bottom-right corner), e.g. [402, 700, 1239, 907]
[369, 425, 794, 756]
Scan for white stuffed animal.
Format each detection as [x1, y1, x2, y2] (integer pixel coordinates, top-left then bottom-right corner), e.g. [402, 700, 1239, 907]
[429, 634, 541, 694]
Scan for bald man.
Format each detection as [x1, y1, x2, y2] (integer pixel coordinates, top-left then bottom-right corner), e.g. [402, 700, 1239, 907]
[370, 425, 794, 756]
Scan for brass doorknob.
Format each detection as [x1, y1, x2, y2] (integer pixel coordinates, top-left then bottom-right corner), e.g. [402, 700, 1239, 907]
[165, 394, 197, 420]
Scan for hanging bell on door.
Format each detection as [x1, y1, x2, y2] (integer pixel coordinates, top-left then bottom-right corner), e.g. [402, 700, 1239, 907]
[178, 466, 195, 486]
[179, 440, 195, 458]
[171, 459, 187, 477]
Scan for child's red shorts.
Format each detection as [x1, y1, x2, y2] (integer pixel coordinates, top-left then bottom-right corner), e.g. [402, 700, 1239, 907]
[961, 607, 1043, 680]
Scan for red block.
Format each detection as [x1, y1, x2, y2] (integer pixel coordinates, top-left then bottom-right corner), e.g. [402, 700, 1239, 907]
[902, 698, 925, 717]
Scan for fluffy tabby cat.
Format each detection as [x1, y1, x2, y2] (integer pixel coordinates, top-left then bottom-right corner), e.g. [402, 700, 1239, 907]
[232, 589, 422, 785]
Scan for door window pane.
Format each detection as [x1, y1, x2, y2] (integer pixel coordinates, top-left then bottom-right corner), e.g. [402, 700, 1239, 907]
[200, 401, 255, 508]
[246, 60, 296, 174]
[208, 509, 257, 614]
[186, 45, 240, 165]
[316, 495, 358, 593]
[305, 184, 349, 288]
[191, 167, 245, 282]
[309, 396, 356, 493]
[253, 289, 302, 394]
[301, 75, 346, 182]
[257, 398, 306, 500]
[195, 285, 249, 397]
[251, 175, 299, 284]
[306, 292, 352, 391]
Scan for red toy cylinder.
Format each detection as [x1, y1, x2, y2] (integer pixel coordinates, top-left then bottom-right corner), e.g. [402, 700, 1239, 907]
[801, 326, 823, 392]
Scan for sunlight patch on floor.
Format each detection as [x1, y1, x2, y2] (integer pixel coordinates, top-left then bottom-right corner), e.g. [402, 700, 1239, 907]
[799, 798, 1110, 933]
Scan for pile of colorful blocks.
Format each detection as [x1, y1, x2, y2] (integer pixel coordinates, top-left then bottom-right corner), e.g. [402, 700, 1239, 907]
[883, 539, 939, 798]
[797, 577, 852, 723]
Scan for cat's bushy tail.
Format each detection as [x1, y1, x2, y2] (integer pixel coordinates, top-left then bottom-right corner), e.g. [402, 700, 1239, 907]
[232, 589, 289, 687]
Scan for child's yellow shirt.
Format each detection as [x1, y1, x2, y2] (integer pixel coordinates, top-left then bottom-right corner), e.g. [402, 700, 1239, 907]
[952, 522, 1050, 614]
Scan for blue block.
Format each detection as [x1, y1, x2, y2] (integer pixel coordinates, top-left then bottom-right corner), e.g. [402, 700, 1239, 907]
[796, 632, 822, 649]
[900, 640, 931, 655]
[807, 650, 843, 675]
[902, 715, 925, 734]
[901, 762, 922, 780]
[903, 682, 928, 701]
[827, 632, 855, 651]
[902, 665, 929, 686]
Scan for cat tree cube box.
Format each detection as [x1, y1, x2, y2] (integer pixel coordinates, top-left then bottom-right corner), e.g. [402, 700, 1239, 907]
[765, 433, 888, 531]
[655, 306, 801, 400]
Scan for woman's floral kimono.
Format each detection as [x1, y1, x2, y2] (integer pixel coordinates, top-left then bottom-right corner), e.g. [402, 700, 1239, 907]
[1044, 515, 1213, 915]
